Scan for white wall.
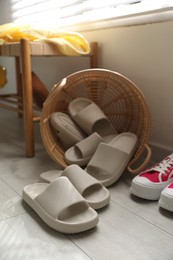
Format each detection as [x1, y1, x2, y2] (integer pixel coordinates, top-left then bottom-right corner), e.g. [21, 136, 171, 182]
[82, 21, 173, 152]
[0, 0, 173, 152]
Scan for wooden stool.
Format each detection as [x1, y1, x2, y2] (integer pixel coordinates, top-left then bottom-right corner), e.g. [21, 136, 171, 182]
[0, 39, 98, 157]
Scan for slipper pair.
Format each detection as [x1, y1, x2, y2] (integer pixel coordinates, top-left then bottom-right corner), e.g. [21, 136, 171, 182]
[51, 97, 130, 165]
[50, 97, 138, 186]
[66, 131, 138, 186]
[50, 98, 117, 156]
[23, 165, 110, 234]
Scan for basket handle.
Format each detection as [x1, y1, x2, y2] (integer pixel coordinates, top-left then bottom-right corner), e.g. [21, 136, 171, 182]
[127, 144, 152, 174]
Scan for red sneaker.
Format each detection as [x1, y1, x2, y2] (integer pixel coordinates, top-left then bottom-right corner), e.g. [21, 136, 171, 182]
[159, 182, 173, 211]
[130, 154, 173, 200]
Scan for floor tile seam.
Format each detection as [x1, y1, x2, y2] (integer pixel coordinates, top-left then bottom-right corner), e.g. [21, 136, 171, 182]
[110, 199, 173, 237]
[0, 176, 23, 197]
[66, 237, 94, 260]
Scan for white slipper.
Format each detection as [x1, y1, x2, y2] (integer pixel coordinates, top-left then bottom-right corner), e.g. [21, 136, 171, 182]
[23, 177, 99, 234]
[64, 132, 104, 166]
[50, 112, 86, 149]
[86, 132, 138, 187]
[40, 164, 110, 209]
[68, 97, 117, 137]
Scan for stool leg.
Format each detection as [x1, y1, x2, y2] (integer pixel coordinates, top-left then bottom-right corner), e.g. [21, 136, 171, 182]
[20, 39, 34, 157]
[15, 57, 23, 116]
[90, 42, 98, 68]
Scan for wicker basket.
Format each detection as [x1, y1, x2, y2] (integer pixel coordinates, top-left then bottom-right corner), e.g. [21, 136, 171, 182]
[40, 68, 152, 174]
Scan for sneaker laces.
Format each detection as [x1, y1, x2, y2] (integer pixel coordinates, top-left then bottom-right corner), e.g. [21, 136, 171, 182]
[152, 153, 173, 175]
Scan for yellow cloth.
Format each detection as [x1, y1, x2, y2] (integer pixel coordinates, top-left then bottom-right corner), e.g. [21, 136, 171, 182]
[0, 23, 90, 56]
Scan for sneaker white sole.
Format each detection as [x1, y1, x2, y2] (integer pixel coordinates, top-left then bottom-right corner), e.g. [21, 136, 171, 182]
[130, 179, 173, 200]
[158, 191, 173, 212]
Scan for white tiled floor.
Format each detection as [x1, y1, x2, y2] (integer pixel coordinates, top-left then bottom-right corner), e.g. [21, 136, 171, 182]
[0, 109, 173, 260]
